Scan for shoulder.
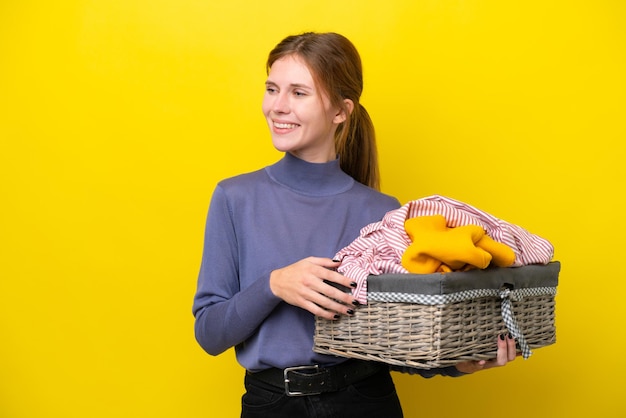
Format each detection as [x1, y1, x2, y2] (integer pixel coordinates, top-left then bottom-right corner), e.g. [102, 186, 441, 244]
[350, 182, 401, 210]
[341, 182, 401, 222]
[215, 168, 268, 196]
[218, 168, 266, 188]
[206, 169, 271, 215]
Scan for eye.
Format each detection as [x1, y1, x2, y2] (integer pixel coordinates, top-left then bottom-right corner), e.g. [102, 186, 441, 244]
[293, 90, 306, 97]
[265, 82, 279, 94]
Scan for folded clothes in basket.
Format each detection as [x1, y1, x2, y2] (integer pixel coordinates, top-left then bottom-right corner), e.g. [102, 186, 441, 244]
[335, 195, 555, 304]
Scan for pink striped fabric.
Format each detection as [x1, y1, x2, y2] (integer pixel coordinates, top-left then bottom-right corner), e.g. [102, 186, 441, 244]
[335, 195, 554, 303]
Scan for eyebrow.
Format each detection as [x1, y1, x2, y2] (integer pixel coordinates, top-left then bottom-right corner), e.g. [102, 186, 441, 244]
[265, 80, 314, 91]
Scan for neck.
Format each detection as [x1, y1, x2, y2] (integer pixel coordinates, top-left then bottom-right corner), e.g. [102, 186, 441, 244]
[265, 152, 354, 197]
[289, 148, 337, 164]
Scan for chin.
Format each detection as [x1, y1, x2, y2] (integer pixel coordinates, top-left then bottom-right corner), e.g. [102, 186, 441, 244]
[271, 139, 297, 154]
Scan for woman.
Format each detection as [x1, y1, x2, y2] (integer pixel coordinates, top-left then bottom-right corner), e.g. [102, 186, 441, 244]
[192, 32, 516, 418]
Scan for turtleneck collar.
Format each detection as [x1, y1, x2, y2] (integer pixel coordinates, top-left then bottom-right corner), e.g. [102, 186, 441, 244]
[265, 152, 355, 197]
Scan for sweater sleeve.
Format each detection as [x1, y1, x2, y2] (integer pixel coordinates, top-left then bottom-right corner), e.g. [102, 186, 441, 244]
[192, 185, 282, 356]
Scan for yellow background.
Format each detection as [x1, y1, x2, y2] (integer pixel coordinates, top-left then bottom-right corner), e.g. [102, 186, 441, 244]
[1, 1, 624, 417]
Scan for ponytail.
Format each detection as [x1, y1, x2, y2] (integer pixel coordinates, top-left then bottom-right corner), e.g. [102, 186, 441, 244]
[336, 103, 380, 190]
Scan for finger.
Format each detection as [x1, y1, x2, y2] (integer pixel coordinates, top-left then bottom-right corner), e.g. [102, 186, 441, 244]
[315, 270, 358, 302]
[495, 334, 509, 366]
[308, 287, 356, 316]
[506, 334, 517, 361]
[304, 300, 341, 320]
[307, 256, 342, 270]
[321, 284, 359, 307]
[322, 269, 358, 293]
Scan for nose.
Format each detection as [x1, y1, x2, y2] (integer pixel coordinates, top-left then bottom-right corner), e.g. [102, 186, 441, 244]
[272, 92, 290, 114]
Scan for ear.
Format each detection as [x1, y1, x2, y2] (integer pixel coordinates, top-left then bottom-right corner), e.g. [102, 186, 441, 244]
[333, 99, 354, 124]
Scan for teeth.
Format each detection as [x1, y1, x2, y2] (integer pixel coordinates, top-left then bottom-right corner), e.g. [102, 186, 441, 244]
[274, 122, 298, 129]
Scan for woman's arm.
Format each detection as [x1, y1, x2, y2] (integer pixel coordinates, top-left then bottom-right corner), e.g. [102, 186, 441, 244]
[192, 186, 281, 355]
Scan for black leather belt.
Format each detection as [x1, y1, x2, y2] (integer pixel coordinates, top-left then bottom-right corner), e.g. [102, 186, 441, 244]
[247, 360, 383, 396]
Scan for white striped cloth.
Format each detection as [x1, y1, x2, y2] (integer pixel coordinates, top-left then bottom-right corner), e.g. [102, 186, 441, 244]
[335, 195, 554, 303]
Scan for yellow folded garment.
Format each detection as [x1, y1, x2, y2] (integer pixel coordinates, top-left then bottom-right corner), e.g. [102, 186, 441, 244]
[401, 215, 516, 274]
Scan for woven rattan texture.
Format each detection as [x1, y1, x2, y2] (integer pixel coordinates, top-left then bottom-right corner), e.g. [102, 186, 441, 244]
[314, 294, 556, 369]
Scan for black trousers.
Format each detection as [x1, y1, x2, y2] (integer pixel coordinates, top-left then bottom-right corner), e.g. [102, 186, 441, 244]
[241, 366, 403, 418]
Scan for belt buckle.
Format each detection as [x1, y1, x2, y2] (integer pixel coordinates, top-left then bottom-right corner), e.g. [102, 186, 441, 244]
[283, 365, 321, 396]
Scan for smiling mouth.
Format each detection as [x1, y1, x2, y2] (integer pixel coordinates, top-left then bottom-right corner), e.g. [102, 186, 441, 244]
[273, 122, 299, 129]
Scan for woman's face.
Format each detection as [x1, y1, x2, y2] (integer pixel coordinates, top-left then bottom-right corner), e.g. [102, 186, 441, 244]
[262, 55, 345, 163]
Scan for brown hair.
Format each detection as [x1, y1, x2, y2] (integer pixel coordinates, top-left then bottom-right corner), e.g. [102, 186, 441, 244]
[266, 32, 380, 190]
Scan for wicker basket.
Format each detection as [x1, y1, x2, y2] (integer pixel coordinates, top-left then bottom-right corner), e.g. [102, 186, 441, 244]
[314, 262, 559, 369]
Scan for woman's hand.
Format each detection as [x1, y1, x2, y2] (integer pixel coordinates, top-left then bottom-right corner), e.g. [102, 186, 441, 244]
[454, 334, 518, 374]
[269, 257, 359, 320]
